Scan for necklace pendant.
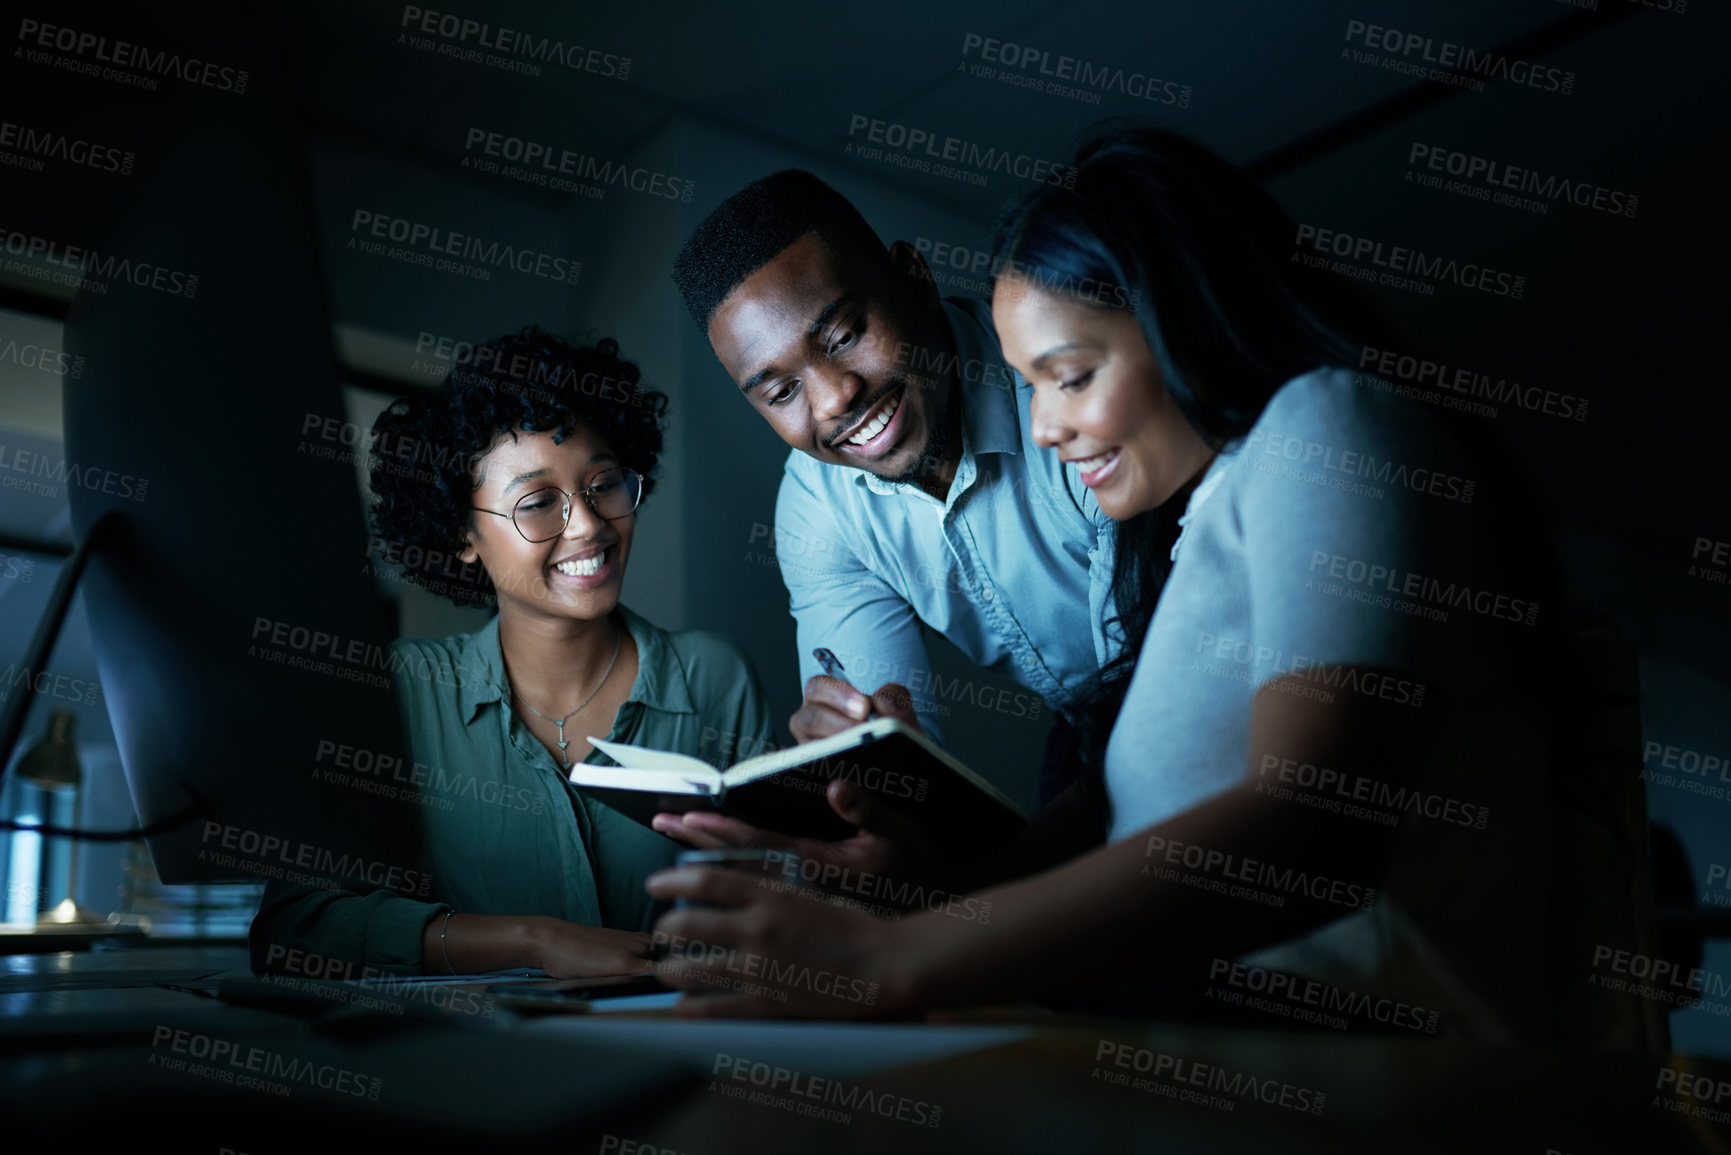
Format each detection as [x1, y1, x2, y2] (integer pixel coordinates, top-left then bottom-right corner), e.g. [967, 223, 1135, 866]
[558, 739, 569, 750]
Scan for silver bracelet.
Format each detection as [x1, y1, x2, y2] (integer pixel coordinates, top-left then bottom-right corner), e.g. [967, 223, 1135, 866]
[439, 909, 456, 975]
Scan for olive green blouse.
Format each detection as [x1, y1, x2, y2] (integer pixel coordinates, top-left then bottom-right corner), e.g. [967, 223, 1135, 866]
[248, 604, 775, 974]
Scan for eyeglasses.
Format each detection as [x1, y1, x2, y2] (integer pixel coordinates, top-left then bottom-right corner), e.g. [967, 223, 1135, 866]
[472, 468, 643, 543]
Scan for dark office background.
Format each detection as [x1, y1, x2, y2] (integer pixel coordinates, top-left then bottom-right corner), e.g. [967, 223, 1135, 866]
[1, 0, 1725, 1050]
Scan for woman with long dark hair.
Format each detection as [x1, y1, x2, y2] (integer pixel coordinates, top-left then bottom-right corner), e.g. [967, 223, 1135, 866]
[646, 128, 1583, 1042]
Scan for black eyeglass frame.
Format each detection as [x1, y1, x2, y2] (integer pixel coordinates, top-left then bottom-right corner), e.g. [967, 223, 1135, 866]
[470, 467, 643, 543]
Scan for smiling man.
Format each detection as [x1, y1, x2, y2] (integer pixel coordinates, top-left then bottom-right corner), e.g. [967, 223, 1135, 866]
[671, 170, 1117, 766]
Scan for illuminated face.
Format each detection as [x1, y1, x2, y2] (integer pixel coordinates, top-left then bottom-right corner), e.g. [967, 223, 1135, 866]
[460, 423, 635, 620]
[708, 231, 957, 486]
[994, 275, 1211, 520]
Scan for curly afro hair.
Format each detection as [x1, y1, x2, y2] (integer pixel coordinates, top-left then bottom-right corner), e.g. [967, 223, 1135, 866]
[368, 326, 669, 608]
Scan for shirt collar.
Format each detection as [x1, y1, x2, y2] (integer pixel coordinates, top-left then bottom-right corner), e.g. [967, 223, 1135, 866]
[458, 603, 693, 725]
[616, 603, 695, 716]
[457, 615, 507, 724]
[860, 298, 1023, 498]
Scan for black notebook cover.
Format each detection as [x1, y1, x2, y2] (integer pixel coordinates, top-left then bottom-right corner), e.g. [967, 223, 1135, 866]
[574, 726, 1027, 858]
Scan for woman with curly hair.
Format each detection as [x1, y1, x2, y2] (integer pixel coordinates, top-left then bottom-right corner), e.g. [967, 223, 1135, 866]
[250, 328, 775, 979]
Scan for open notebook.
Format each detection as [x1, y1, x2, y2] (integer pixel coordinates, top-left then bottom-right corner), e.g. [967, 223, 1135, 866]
[570, 718, 1027, 849]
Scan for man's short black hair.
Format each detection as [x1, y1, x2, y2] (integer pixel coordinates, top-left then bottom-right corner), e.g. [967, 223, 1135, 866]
[671, 169, 887, 332]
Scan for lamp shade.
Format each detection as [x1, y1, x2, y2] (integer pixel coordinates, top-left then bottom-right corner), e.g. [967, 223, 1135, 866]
[16, 709, 81, 792]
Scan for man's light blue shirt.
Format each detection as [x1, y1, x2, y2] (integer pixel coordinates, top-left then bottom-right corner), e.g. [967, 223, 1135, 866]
[773, 297, 1118, 741]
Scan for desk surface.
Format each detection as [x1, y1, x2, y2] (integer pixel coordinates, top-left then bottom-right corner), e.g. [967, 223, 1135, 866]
[0, 943, 1721, 1154]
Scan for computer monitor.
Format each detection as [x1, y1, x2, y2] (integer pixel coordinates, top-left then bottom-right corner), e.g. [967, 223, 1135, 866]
[58, 56, 419, 888]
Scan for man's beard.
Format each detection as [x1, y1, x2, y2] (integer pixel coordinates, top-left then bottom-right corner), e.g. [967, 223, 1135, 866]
[878, 372, 952, 488]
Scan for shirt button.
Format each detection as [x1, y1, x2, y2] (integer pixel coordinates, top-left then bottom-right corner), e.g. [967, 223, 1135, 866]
[981, 587, 995, 600]
[1020, 653, 1037, 668]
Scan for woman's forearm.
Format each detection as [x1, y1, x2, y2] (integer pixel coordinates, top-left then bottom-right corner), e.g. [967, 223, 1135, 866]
[888, 777, 1392, 1013]
[421, 913, 655, 978]
[419, 912, 548, 975]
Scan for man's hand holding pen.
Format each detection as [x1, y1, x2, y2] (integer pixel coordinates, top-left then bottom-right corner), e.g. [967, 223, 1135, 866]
[791, 647, 923, 743]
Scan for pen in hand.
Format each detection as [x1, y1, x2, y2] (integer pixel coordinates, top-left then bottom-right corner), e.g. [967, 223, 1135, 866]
[813, 648, 876, 720]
